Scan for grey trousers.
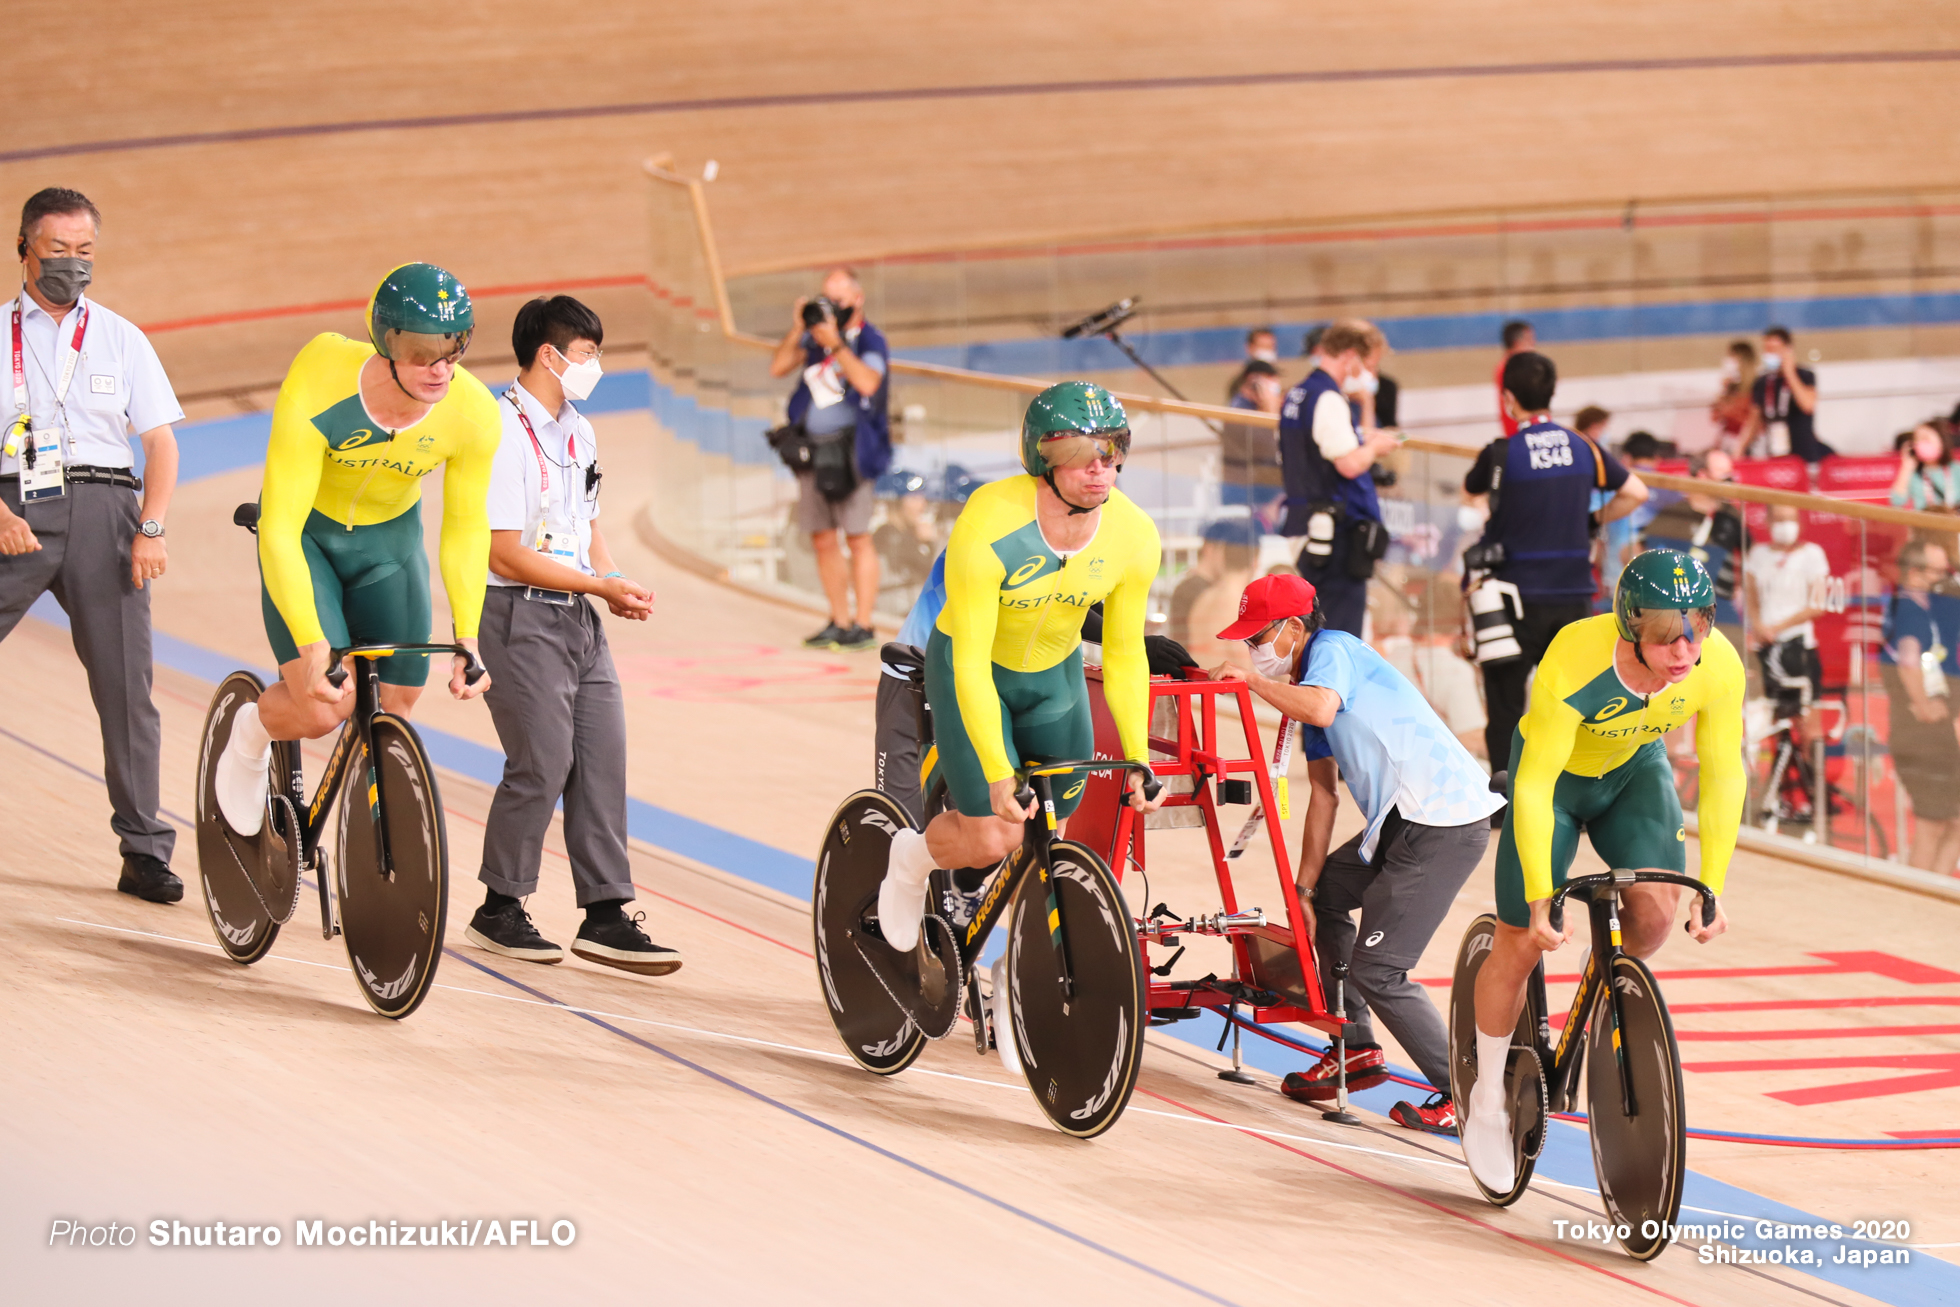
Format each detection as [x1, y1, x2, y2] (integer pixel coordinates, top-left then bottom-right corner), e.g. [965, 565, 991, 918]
[477, 587, 632, 906]
[1313, 814, 1490, 1093]
[0, 479, 173, 863]
[873, 644, 928, 826]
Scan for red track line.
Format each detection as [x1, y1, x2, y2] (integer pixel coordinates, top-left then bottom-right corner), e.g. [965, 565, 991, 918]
[435, 795, 814, 958]
[1134, 1087, 1706, 1307]
[1673, 1022, 1960, 1041]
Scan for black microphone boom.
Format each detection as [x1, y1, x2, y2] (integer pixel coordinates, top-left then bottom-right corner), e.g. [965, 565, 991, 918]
[1060, 298, 1138, 340]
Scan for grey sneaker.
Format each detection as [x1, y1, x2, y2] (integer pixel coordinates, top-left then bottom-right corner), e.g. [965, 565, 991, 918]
[802, 622, 847, 650]
[837, 624, 878, 651]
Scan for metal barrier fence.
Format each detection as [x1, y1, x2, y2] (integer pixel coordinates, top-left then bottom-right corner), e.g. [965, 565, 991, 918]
[643, 160, 1960, 898]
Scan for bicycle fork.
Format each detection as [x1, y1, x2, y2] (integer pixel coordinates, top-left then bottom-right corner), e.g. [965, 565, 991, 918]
[1028, 773, 1077, 1005]
[1593, 888, 1638, 1118]
[353, 660, 399, 883]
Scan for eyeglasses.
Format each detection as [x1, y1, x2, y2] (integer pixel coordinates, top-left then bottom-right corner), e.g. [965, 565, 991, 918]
[1242, 619, 1283, 650]
[584, 461, 603, 500]
[557, 343, 603, 364]
[1627, 606, 1715, 646]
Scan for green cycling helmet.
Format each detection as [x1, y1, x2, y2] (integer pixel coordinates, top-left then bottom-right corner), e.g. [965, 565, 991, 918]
[1020, 381, 1131, 478]
[367, 262, 474, 365]
[1614, 548, 1717, 645]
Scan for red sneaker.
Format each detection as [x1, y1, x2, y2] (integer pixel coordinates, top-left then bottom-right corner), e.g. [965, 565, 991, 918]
[1389, 1092, 1458, 1136]
[1281, 1045, 1388, 1103]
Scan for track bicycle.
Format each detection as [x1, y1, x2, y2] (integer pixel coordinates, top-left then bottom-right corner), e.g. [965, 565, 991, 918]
[814, 759, 1160, 1138]
[1447, 869, 1718, 1261]
[192, 503, 483, 1019]
[1750, 699, 1889, 859]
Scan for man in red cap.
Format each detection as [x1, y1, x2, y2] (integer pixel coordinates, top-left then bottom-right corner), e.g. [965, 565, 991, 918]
[1215, 573, 1503, 1135]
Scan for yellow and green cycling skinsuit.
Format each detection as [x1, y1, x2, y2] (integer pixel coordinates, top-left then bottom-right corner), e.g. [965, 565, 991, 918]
[258, 332, 500, 686]
[926, 474, 1161, 819]
[1494, 612, 1746, 927]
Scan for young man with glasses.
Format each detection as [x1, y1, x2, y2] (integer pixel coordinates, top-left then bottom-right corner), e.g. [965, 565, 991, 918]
[1212, 573, 1504, 1135]
[1460, 550, 1743, 1193]
[460, 295, 679, 975]
[216, 262, 497, 834]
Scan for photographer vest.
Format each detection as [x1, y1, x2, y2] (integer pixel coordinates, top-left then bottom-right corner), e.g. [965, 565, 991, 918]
[1276, 367, 1379, 539]
[1473, 419, 1616, 601]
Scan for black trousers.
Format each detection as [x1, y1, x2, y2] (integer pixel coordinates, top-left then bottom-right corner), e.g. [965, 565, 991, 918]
[1480, 599, 1593, 767]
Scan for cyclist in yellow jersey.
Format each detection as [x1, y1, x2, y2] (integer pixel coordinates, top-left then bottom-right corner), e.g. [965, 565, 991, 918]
[1461, 549, 1744, 1190]
[876, 381, 1166, 951]
[214, 263, 498, 836]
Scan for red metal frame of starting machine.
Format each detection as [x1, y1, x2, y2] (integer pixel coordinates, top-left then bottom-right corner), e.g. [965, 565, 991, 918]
[1071, 668, 1340, 1037]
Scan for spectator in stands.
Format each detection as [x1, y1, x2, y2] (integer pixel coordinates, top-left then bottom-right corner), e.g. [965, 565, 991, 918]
[1882, 538, 1960, 876]
[769, 266, 891, 651]
[1300, 323, 1328, 367]
[1462, 350, 1646, 766]
[1643, 449, 1747, 648]
[1890, 420, 1960, 512]
[1221, 359, 1284, 520]
[1745, 505, 1832, 747]
[1710, 340, 1758, 450]
[1277, 320, 1399, 636]
[1169, 519, 1261, 667]
[1742, 326, 1833, 464]
[1495, 320, 1535, 436]
[1246, 327, 1279, 364]
[1350, 332, 1400, 433]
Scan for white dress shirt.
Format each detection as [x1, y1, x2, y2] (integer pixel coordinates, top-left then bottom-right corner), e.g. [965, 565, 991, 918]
[2, 291, 182, 474]
[485, 380, 601, 587]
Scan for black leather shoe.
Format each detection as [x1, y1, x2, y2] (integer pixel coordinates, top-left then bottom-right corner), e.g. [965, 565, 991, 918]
[118, 854, 184, 904]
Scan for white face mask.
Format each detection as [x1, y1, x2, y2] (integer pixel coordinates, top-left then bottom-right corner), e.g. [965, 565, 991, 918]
[1761, 352, 1781, 372]
[1250, 623, 1296, 680]
[1457, 503, 1487, 533]
[1250, 347, 1277, 363]
[549, 348, 603, 402]
[1344, 369, 1381, 396]
[1771, 520, 1800, 546]
[1719, 358, 1740, 381]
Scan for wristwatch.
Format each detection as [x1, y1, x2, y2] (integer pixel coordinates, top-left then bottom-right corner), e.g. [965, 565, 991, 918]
[139, 519, 164, 538]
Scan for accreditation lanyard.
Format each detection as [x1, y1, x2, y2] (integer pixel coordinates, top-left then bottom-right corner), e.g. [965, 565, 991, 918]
[504, 389, 582, 558]
[7, 296, 89, 457]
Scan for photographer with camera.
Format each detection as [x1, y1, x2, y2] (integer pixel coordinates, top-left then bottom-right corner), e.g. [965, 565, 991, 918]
[1461, 351, 1647, 767]
[769, 266, 891, 651]
[1276, 319, 1398, 637]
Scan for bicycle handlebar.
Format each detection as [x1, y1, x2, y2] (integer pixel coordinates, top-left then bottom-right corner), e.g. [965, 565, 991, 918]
[1013, 759, 1161, 814]
[1547, 869, 1717, 935]
[325, 642, 487, 690]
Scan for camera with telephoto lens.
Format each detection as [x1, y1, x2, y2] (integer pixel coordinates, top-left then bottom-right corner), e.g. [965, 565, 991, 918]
[1466, 577, 1524, 665]
[1462, 539, 1506, 571]
[801, 295, 849, 329]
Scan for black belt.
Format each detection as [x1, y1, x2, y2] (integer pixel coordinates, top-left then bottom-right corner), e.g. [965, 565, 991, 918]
[0, 464, 143, 490]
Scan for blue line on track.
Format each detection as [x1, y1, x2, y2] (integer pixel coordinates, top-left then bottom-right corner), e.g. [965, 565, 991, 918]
[442, 947, 1245, 1307]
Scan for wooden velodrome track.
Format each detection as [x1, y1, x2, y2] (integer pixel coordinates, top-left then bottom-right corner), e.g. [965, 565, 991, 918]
[7, 5, 1960, 1303]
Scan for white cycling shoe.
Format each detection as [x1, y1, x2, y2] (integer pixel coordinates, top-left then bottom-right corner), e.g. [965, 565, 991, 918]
[989, 954, 1023, 1079]
[215, 705, 273, 837]
[1460, 1101, 1517, 1193]
[876, 830, 933, 952]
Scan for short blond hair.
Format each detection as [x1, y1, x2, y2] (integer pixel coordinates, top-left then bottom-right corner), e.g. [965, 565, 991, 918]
[1319, 319, 1378, 359]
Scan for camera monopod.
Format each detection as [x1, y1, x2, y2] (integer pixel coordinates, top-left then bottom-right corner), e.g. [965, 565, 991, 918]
[1060, 298, 1222, 436]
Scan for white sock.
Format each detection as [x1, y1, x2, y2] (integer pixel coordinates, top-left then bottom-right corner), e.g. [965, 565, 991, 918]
[1470, 1025, 1512, 1115]
[231, 701, 273, 761]
[887, 828, 937, 888]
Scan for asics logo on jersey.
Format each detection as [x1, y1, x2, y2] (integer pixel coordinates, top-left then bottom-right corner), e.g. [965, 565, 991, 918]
[1063, 780, 1085, 801]
[1006, 556, 1048, 588]
[1593, 696, 1631, 721]
[336, 429, 375, 450]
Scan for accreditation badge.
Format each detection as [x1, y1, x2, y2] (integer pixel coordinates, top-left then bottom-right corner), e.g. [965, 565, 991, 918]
[19, 429, 65, 502]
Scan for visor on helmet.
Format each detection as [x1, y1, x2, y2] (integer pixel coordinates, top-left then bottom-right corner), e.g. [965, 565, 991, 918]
[1626, 605, 1715, 646]
[382, 326, 473, 367]
[1039, 429, 1130, 470]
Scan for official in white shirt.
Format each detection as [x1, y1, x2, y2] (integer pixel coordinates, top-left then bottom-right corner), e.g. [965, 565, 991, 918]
[0, 188, 185, 903]
[461, 295, 681, 977]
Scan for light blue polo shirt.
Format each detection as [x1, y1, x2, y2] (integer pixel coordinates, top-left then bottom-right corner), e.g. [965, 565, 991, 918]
[1296, 629, 1502, 859]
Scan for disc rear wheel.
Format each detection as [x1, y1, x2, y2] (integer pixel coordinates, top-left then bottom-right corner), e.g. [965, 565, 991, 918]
[814, 791, 929, 1075]
[1447, 914, 1544, 1205]
[335, 715, 448, 1019]
[195, 672, 298, 965]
